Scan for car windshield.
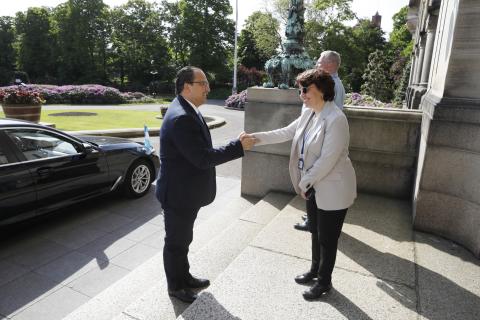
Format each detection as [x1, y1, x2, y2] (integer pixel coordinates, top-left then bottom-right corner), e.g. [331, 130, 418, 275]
[5, 129, 82, 160]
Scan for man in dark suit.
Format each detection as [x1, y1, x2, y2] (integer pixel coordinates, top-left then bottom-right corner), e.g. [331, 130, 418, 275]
[156, 66, 255, 303]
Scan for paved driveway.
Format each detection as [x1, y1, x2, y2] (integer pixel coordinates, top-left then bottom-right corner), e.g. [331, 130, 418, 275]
[0, 102, 246, 319]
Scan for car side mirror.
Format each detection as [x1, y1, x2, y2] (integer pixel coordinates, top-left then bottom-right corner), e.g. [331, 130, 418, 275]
[82, 142, 94, 154]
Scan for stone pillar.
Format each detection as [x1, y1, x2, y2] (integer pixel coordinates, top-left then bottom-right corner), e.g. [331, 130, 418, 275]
[406, 0, 421, 109]
[414, 0, 480, 258]
[414, 35, 426, 85]
[241, 88, 301, 197]
[420, 14, 438, 86]
[410, 34, 428, 109]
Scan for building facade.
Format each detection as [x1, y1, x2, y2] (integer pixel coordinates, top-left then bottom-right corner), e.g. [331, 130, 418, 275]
[407, 0, 480, 257]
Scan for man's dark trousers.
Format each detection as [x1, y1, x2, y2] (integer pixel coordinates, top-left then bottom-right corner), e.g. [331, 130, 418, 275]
[163, 205, 199, 291]
[156, 95, 244, 291]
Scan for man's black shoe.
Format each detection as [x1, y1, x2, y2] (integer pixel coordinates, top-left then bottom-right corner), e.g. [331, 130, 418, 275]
[186, 276, 210, 289]
[294, 220, 309, 231]
[295, 271, 316, 284]
[302, 283, 332, 300]
[168, 289, 198, 303]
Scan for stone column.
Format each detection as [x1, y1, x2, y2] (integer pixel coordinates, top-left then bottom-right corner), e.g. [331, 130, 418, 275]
[406, 0, 421, 109]
[414, 35, 426, 85]
[420, 14, 438, 85]
[410, 34, 428, 109]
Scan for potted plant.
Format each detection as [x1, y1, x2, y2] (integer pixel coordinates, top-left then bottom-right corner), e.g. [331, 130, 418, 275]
[160, 105, 168, 117]
[0, 88, 45, 123]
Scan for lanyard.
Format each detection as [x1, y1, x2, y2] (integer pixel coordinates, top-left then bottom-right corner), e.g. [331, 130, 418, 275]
[301, 112, 315, 156]
[298, 112, 315, 170]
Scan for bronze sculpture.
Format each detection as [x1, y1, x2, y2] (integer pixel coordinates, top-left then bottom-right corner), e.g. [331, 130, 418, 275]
[264, 0, 315, 89]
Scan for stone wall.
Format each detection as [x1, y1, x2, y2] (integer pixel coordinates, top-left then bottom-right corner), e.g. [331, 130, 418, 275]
[241, 87, 422, 200]
[345, 107, 422, 198]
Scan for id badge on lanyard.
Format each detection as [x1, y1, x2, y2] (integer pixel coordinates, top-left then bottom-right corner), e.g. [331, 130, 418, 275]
[298, 158, 304, 170]
[298, 113, 314, 171]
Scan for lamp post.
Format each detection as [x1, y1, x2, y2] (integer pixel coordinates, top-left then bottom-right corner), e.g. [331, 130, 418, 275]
[232, 0, 238, 95]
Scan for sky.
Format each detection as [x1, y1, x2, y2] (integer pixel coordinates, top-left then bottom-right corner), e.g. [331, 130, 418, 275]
[0, 0, 408, 35]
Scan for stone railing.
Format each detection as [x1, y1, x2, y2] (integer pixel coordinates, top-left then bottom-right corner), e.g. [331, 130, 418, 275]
[241, 87, 422, 200]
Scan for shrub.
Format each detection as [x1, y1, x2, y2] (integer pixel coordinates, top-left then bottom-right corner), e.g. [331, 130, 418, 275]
[361, 50, 394, 102]
[122, 91, 156, 103]
[345, 92, 397, 108]
[0, 84, 134, 105]
[238, 65, 266, 90]
[225, 90, 247, 109]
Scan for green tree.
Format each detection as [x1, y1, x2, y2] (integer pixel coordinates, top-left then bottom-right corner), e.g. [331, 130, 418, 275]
[245, 12, 281, 59]
[393, 59, 410, 106]
[54, 0, 110, 84]
[389, 6, 412, 58]
[238, 11, 281, 69]
[387, 6, 413, 104]
[361, 49, 393, 102]
[0, 17, 16, 85]
[266, 0, 289, 24]
[308, 0, 355, 24]
[15, 8, 56, 83]
[172, 0, 235, 77]
[159, 0, 189, 68]
[110, 0, 172, 88]
[238, 29, 265, 69]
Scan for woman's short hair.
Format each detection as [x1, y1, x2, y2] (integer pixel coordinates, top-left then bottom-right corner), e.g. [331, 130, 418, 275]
[296, 69, 335, 102]
[175, 66, 201, 95]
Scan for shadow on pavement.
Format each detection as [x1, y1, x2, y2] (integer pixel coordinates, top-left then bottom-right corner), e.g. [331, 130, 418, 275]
[180, 292, 241, 320]
[339, 232, 480, 320]
[0, 188, 163, 318]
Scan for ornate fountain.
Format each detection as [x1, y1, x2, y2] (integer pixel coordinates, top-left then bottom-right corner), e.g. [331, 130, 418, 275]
[263, 0, 315, 89]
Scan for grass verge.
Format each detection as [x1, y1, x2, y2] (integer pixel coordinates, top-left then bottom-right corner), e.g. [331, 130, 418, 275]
[0, 109, 162, 131]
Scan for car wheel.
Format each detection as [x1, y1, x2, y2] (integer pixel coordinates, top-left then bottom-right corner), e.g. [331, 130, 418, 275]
[123, 159, 153, 198]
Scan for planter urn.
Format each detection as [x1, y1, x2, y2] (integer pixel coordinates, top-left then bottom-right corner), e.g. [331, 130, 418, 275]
[2, 104, 42, 123]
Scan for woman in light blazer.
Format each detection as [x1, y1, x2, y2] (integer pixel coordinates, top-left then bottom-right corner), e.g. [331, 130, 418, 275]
[251, 69, 356, 300]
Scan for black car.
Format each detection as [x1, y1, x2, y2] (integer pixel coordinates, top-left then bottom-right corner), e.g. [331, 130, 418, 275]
[0, 119, 160, 226]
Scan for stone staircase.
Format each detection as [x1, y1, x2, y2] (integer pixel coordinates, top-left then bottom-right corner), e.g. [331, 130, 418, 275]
[179, 195, 416, 320]
[63, 192, 480, 320]
[62, 192, 294, 320]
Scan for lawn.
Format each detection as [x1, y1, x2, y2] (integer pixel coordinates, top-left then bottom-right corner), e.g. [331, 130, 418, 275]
[0, 109, 162, 131]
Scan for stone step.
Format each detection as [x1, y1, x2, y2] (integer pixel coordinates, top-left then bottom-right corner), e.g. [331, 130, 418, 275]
[62, 194, 258, 320]
[113, 192, 294, 320]
[178, 194, 418, 320]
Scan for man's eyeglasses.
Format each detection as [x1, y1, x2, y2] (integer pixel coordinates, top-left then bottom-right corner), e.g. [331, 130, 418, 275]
[188, 81, 209, 87]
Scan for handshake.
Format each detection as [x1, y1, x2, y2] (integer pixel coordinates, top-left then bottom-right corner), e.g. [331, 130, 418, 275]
[238, 131, 257, 151]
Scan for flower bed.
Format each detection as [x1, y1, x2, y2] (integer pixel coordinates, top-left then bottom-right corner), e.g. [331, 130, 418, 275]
[345, 92, 398, 108]
[0, 84, 154, 105]
[225, 90, 247, 110]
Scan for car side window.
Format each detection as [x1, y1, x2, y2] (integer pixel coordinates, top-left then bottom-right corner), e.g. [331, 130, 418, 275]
[5, 129, 82, 161]
[0, 145, 9, 165]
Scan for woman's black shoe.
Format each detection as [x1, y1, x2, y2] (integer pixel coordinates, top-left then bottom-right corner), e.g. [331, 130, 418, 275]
[294, 271, 316, 284]
[302, 283, 332, 300]
[294, 220, 310, 231]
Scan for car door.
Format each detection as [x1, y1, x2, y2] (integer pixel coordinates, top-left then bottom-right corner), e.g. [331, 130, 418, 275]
[3, 128, 110, 215]
[0, 132, 37, 225]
